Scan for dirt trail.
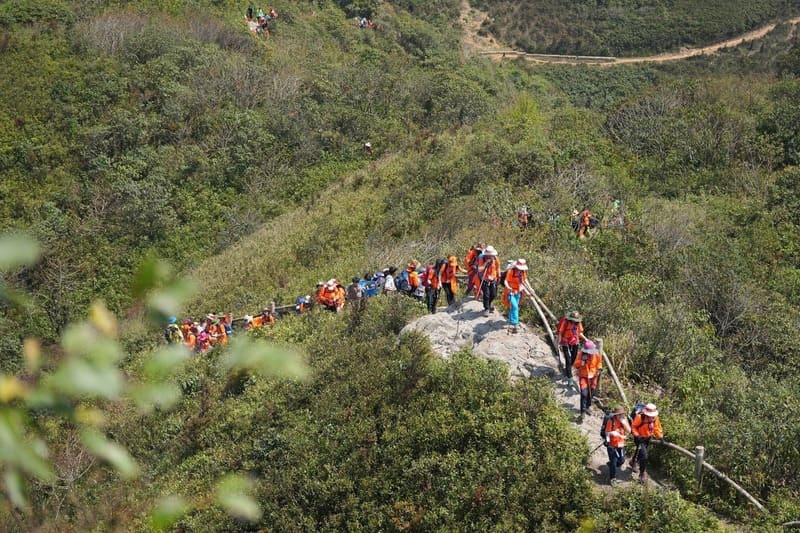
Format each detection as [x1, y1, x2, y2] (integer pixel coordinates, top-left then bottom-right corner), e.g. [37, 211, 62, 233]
[460, 0, 800, 66]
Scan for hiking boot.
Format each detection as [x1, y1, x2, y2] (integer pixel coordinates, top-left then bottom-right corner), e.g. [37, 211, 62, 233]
[578, 413, 584, 424]
[483, 309, 491, 317]
[511, 325, 519, 334]
[609, 478, 620, 487]
[639, 472, 647, 483]
[630, 461, 638, 473]
[567, 378, 575, 387]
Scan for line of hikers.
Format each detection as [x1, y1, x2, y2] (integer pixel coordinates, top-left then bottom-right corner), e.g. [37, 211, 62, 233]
[556, 308, 664, 485]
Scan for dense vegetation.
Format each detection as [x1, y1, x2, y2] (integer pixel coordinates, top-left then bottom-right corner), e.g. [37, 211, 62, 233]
[473, 0, 800, 56]
[2, 0, 800, 529]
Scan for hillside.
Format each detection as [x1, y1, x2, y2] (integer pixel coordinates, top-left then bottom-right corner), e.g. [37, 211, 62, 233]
[1, 0, 800, 530]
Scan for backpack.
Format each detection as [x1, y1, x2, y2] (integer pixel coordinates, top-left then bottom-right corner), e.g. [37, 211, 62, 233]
[395, 270, 411, 294]
[630, 402, 645, 422]
[600, 412, 630, 441]
[165, 324, 182, 344]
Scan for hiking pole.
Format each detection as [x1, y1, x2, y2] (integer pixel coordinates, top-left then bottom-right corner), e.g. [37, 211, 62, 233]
[590, 441, 606, 455]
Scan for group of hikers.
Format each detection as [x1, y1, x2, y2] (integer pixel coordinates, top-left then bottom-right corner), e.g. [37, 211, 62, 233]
[314, 243, 530, 333]
[556, 308, 664, 485]
[516, 195, 625, 237]
[164, 237, 659, 487]
[245, 5, 278, 37]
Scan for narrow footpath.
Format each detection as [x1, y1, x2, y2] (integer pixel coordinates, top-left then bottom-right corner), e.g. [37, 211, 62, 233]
[403, 298, 645, 490]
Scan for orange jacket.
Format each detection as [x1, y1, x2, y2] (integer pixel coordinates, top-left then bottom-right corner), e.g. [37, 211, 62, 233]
[581, 209, 591, 228]
[407, 269, 420, 289]
[184, 332, 196, 352]
[465, 248, 480, 274]
[557, 318, 584, 346]
[631, 414, 663, 440]
[251, 316, 264, 328]
[504, 268, 526, 293]
[573, 350, 602, 378]
[424, 266, 440, 289]
[478, 256, 500, 282]
[317, 286, 338, 306]
[604, 415, 630, 448]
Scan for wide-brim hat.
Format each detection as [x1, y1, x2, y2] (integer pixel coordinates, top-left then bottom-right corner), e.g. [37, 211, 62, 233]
[567, 311, 582, 322]
[643, 403, 659, 417]
[408, 260, 420, 269]
[514, 259, 528, 271]
[612, 406, 626, 415]
[483, 246, 498, 256]
[582, 340, 598, 354]
[243, 315, 253, 322]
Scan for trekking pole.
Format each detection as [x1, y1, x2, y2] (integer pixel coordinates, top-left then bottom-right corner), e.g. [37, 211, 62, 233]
[590, 441, 606, 454]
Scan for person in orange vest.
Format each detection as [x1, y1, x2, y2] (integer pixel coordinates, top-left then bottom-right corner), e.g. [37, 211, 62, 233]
[439, 255, 464, 306]
[503, 258, 528, 333]
[243, 314, 255, 330]
[517, 206, 530, 231]
[184, 324, 197, 353]
[603, 406, 631, 486]
[573, 339, 602, 421]
[405, 261, 422, 300]
[464, 242, 484, 296]
[630, 403, 664, 483]
[422, 261, 442, 313]
[557, 310, 587, 384]
[476, 245, 500, 316]
[578, 208, 592, 238]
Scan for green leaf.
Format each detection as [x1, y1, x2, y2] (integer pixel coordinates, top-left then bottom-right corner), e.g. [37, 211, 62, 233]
[0, 410, 55, 482]
[129, 382, 182, 413]
[149, 495, 189, 531]
[80, 428, 139, 479]
[0, 234, 40, 271]
[61, 323, 124, 364]
[4, 468, 28, 510]
[221, 337, 308, 380]
[132, 257, 172, 299]
[50, 359, 124, 400]
[215, 474, 261, 522]
[147, 278, 197, 323]
[143, 345, 190, 380]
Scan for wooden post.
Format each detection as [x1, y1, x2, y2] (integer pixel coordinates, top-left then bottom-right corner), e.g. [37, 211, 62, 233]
[695, 446, 705, 489]
[523, 281, 557, 322]
[270, 301, 276, 314]
[522, 286, 560, 364]
[597, 339, 628, 405]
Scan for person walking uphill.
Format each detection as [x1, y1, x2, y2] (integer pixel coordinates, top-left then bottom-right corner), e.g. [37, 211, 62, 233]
[439, 255, 464, 306]
[630, 403, 663, 483]
[503, 259, 528, 333]
[573, 339, 602, 422]
[557, 310, 587, 384]
[477, 246, 500, 316]
[603, 406, 631, 486]
[465, 242, 484, 296]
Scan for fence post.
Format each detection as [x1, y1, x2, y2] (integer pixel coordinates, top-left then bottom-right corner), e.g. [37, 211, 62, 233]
[695, 446, 705, 488]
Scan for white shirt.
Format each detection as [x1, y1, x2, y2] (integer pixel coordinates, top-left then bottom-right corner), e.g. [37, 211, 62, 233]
[383, 274, 396, 292]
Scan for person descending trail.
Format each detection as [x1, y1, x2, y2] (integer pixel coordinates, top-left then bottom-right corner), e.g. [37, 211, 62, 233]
[422, 261, 443, 313]
[602, 406, 631, 486]
[465, 242, 485, 296]
[630, 403, 664, 483]
[476, 245, 500, 316]
[439, 255, 464, 306]
[557, 310, 587, 384]
[346, 276, 365, 310]
[503, 259, 528, 333]
[317, 279, 345, 312]
[517, 206, 531, 230]
[573, 339, 602, 422]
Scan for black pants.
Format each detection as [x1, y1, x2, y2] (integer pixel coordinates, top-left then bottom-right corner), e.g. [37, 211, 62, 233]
[442, 283, 455, 306]
[425, 287, 440, 313]
[560, 344, 579, 377]
[481, 280, 497, 311]
[633, 438, 650, 476]
[607, 446, 625, 480]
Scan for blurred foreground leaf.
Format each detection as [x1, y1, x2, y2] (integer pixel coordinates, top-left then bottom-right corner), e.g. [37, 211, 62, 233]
[222, 337, 308, 380]
[215, 474, 261, 522]
[80, 428, 139, 479]
[149, 495, 189, 531]
[0, 410, 54, 482]
[4, 469, 27, 510]
[0, 234, 40, 271]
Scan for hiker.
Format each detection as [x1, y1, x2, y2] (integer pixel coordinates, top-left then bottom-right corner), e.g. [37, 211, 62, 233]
[603, 406, 631, 486]
[396, 261, 421, 298]
[184, 324, 197, 352]
[464, 242, 484, 296]
[243, 315, 255, 330]
[363, 142, 372, 155]
[517, 206, 531, 230]
[439, 255, 464, 306]
[382, 267, 397, 294]
[317, 279, 343, 312]
[252, 307, 276, 328]
[577, 208, 592, 238]
[630, 403, 663, 483]
[573, 339, 602, 421]
[503, 259, 528, 333]
[476, 246, 500, 315]
[294, 295, 311, 314]
[557, 310, 587, 384]
[164, 317, 184, 344]
[346, 276, 365, 310]
[422, 261, 442, 313]
[197, 328, 210, 353]
[360, 273, 379, 298]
